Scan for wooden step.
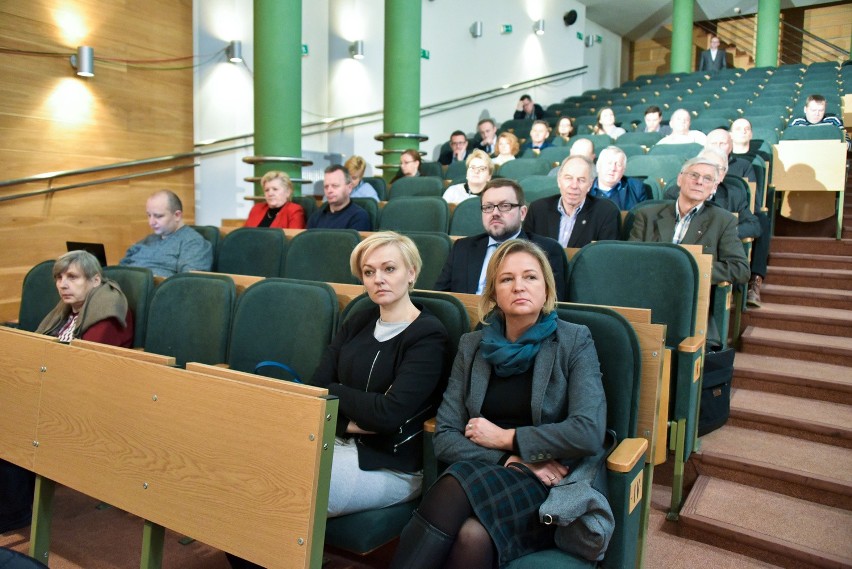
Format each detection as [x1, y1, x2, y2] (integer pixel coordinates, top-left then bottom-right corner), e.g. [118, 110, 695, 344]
[741, 303, 852, 337]
[680, 476, 852, 569]
[765, 266, 852, 290]
[769, 252, 852, 271]
[695, 426, 852, 509]
[769, 236, 852, 257]
[740, 326, 852, 367]
[729, 388, 852, 448]
[759, 283, 852, 311]
[733, 353, 852, 405]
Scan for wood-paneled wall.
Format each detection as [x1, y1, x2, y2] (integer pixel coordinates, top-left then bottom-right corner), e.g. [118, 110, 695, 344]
[0, 1, 194, 321]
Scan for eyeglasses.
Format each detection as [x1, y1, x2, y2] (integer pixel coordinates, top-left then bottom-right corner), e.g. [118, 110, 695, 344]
[684, 171, 715, 185]
[451, 141, 467, 147]
[468, 165, 488, 174]
[400, 159, 417, 166]
[481, 202, 520, 213]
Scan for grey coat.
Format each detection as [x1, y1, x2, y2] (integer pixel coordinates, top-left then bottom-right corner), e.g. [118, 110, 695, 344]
[433, 320, 606, 467]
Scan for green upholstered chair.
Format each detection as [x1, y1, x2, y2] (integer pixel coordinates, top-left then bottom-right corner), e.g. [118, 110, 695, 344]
[216, 227, 287, 278]
[520, 175, 560, 204]
[569, 134, 615, 156]
[567, 241, 703, 519]
[616, 132, 664, 147]
[291, 195, 318, 221]
[444, 160, 468, 184]
[144, 273, 236, 367]
[536, 146, 572, 168]
[351, 197, 379, 230]
[16, 260, 59, 332]
[379, 197, 449, 234]
[690, 116, 732, 134]
[103, 266, 154, 349]
[325, 291, 469, 555]
[648, 142, 703, 160]
[402, 231, 452, 290]
[227, 278, 338, 384]
[0, 548, 49, 568]
[389, 176, 444, 200]
[502, 304, 646, 569]
[781, 124, 846, 142]
[363, 176, 387, 200]
[497, 119, 535, 138]
[283, 229, 361, 284]
[419, 160, 444, 179]
[615, 143, 647, 158]
[626, 154, 684, 189]
[495, 158, 550, 180]
[449, 196, 483, 237]
[189, 225, 221, 271]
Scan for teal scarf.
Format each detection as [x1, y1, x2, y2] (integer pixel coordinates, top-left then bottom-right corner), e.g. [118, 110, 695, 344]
[480, 311, 558, 377]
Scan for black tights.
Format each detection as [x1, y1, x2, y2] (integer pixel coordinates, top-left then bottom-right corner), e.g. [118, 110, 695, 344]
[418, 475, 496, 569]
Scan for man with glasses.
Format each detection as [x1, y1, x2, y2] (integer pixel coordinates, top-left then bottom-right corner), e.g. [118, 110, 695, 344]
[629, 156, 749, 285]
[438, 130, 471, 166]
[435, 179, 567, 299]
[524, 155, 620, 247]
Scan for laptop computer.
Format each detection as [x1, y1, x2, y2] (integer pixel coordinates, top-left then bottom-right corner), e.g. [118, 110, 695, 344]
[66, 241, 108, 267]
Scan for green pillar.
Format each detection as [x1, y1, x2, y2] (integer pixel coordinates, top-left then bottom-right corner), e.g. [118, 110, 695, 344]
[254, 0, 302, 190]
[382, 0, 422, 182]
[670, 0, 694, 73]
[755, 0, 781, 67]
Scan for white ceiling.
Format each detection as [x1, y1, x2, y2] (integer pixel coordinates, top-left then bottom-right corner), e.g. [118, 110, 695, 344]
[581, 0, 842, 41]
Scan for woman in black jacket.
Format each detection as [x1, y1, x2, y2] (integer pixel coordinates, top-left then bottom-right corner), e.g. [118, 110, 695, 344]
[312, 231, 450, 517]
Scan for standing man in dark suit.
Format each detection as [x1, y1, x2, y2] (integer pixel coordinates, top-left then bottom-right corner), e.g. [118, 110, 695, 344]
[435, 179, 567, 299]
[698, 35, 727, 72]
[629, 156, 749, 285]
[523, 155, 620, 248]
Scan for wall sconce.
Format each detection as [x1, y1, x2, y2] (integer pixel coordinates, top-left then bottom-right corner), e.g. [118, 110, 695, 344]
[226, 40, 243, 63]
[349, 40, 364, 60]
[533, 20, 545, 36]
[70, 45, 94, 77]
[469, 21, 483, 38]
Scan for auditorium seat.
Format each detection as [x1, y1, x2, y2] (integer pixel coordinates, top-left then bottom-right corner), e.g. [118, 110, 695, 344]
[226, 278, 338, 383]
[379, 197, 449, 233]
[388, 176, 444, 200]
[448, 196, 483, 237]
[363, 176, 387, 200]
[189, 225, 221, 270]
[283, 229, 361, 284]
[291, 195, 318, 221]
[15, 260, 58, 332]
[495, 158, 550, 180]
[519, 175, 560, 204]
[351, 197, 379, 230]
[103, 266, 154, 349]
[217, 227, 287, 277]
[144, 273, 236, 367]
[402, 231, 452, 290]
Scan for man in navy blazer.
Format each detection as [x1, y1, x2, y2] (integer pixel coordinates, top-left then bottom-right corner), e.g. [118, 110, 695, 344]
[698, 35, 727, 72]
[523, 155, 620, 247]
[435, 179, 568, 300]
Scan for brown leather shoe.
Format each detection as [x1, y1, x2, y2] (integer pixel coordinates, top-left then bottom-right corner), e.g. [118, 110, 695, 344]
[747, 274, 763, 307]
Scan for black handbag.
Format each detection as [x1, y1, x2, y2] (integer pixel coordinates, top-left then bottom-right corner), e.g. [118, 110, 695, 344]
[698, 347, 735, 437]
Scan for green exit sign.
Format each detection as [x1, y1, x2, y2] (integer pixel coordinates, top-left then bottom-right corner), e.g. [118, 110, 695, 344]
[421, 48, 430, 60]
[301, 44, 309, 56]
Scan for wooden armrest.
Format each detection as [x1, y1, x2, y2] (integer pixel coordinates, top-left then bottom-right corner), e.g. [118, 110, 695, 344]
[424, 417, 437, 433]
[214, 363, 230, 368]
[678, 335, 704, 353]
[741, 237, 754, 244]
[606, 438, 648, 473]
[715, 281, 731, 288]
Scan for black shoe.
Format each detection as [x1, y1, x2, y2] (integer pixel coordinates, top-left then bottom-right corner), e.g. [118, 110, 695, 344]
[389, 510, 454, 569]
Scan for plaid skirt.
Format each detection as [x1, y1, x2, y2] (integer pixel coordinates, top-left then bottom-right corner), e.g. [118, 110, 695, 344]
[443, 460, 555, 567]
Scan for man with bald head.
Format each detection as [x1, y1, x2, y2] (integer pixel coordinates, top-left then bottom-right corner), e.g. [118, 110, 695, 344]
[120, 190, 213, 277]
[658, 109, 707, 145]
[705, 129, 755, 182]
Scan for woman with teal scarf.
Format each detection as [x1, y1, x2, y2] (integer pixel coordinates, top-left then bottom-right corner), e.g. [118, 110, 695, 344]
[391, 239, 607, 569]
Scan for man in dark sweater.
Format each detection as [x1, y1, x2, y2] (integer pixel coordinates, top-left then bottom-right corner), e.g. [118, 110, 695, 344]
[307, 165, 372, 230]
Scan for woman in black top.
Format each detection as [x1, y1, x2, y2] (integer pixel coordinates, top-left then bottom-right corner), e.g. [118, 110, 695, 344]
[312, 231, 450, 517]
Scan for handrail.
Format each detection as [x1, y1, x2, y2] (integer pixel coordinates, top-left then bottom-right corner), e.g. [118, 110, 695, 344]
[781, 20, 850, 58]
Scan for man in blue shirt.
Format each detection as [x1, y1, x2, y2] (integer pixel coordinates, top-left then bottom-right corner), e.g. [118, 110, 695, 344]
[307, 165, 372, 230]
[589, 146, 647, 210]
[119, 190, 213, 277]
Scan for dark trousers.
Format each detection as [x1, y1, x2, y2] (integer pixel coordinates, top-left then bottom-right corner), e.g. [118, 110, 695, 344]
[750, 212, 771, 277]
[0, 460, 34, 533]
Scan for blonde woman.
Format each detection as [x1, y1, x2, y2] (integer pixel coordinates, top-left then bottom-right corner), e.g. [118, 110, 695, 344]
[442, 149, 494, 204]
[492, 132, 519, 167]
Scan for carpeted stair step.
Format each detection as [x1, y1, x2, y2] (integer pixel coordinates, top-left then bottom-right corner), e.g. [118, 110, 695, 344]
[733, 353, 852, 405]
[765, 266, 852, 290]
[759, 283, 852, 311]
[695, 426, 852, 510]
[768, 252, 852, 271]
[741, 303, 852, 337]
[769, 236, 852, 257]
[740, 326, 852, 367]
[680, 476, 852, 569]
[729, 389, 852, 448]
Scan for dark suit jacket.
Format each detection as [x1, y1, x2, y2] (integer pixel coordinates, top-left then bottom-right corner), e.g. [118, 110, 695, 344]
[514, 104, 545, 121]
[663, 181, 760, 240]
[523, 194, 620, 248]
[698, 49, 727, 71]
[628, 201, 749, 285]
[434, 231, 568, 300]
[438, 147, 471, 166]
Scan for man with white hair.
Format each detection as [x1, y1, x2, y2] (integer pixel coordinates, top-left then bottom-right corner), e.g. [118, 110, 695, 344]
[590, 146, 647, 210]
[657, 109, 707, 145]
